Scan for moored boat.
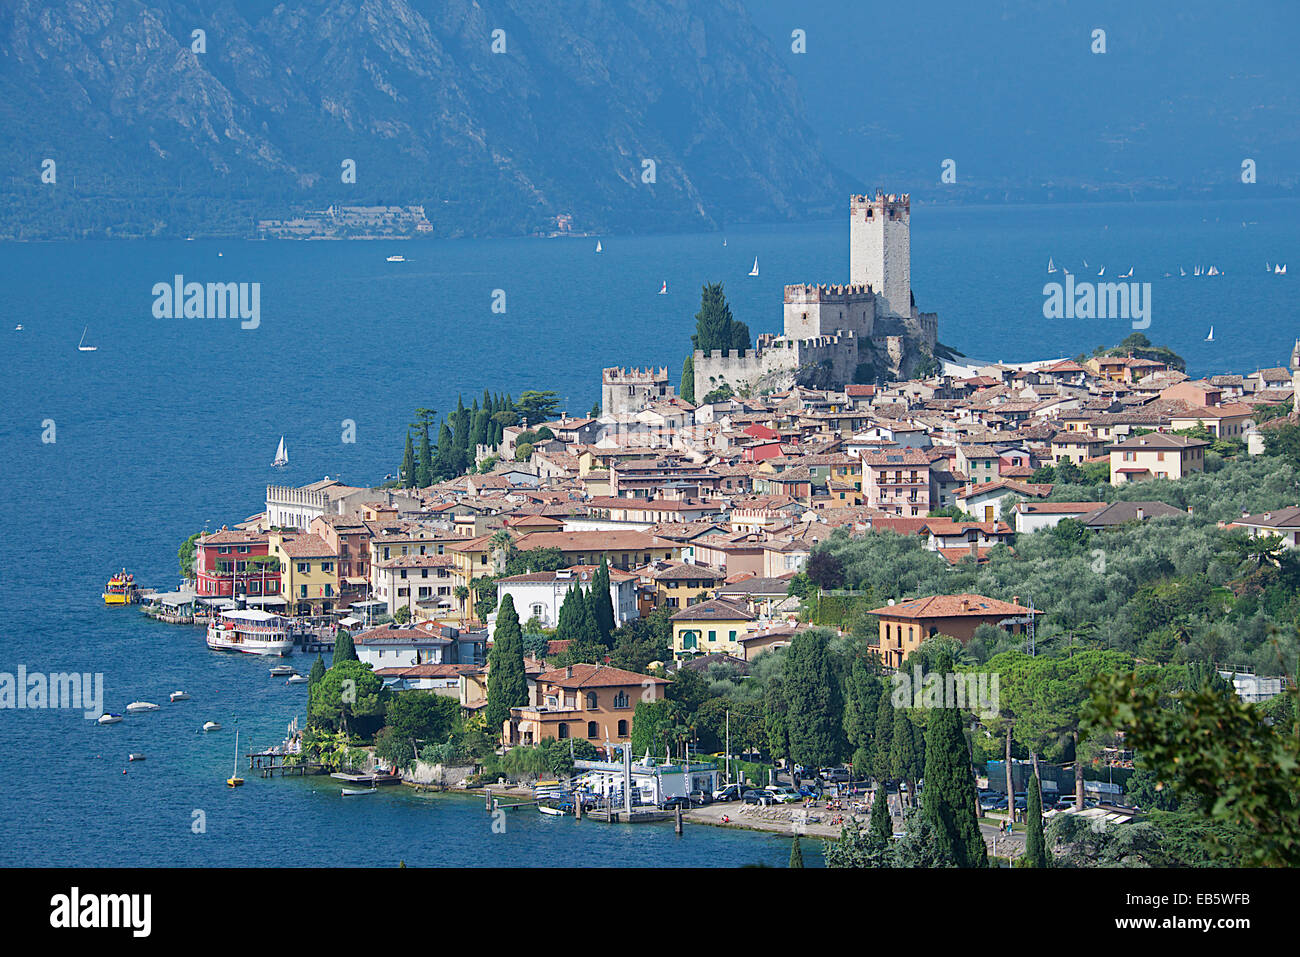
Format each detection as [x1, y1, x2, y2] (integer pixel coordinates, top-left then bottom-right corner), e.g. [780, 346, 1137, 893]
[128, 753, 146, 762]
[286, 674, 309, 684]
[203, 721, 222, 732]
[97, 713, 123, 725]
[269, 664, 295, 676]
[207, 609, 293, 656]
[125, 701, 160, 713]
[342, 787, 377, 796]
[169, 691, 191, 702]
[103, 569, 139, 605]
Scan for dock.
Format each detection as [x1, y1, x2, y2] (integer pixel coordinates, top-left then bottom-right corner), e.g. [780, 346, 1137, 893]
[330, 771, 402, 787]
[246, 751, 325, 778]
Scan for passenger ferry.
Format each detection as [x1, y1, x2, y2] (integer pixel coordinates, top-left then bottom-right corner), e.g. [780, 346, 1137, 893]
[206, 608, 293, 656]
[103, 569, 139, 605]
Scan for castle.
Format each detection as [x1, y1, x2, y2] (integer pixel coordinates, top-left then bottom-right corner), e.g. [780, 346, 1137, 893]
[602, 366, 677, 415]
[693, 192, 938, 398]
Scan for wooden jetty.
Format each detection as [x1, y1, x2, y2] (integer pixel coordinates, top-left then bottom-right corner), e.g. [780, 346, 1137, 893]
[246, 751, 325, 778]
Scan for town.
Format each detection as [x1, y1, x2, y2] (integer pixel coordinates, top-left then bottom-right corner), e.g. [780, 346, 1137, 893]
[139, 195, 1300, 868]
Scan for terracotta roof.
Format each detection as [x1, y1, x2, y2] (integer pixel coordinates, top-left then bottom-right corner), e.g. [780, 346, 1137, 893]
[668, 598, 756, 622]
[868, 594, 1041, 619]
[277, 534, 335, 558]
[537, 663, 667, 689]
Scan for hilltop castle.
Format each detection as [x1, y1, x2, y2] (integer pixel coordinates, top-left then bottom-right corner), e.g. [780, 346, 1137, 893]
[693, 192, 938, 397]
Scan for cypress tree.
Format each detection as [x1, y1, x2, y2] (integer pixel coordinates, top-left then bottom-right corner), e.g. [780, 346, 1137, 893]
[589, 557, 616, 646]
[401, 431, 416, 488]
[416, 426, 432, 487]
[1022, 772, 1049, 867]
[870, 784, 892, 843]
[332, 629, 356, 665]
[872, 692, 894, 785]
[783, 630, 842, 768]
[432, 421, 460, 480]
[681, 355, 696, 404]
[789, 833, 804, 868]
[920, 655, 988, 868]
[844, 657, 881, 775]
[308, 654, 325, 687]
[890, 710, 922, 807]
[485, 594, 528, 739]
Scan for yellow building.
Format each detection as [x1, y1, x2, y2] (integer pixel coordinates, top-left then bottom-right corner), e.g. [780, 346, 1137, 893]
[644, 561, 728, 610]
[270, 531, 340, 616]
[669, 598, 757, 659]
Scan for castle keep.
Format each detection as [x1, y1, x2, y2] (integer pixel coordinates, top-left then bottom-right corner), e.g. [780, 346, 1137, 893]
[693, 192, 938, 398]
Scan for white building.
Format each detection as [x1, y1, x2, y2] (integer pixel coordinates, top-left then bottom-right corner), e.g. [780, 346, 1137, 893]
[353, 622, 456, 672]
[490, 566, 639, 631]
[573, 755, 720, 808]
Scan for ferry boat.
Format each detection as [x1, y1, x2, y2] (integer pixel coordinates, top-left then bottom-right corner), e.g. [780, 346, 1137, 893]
[206, 608, 293, 656]
[103, 569, 139, 605]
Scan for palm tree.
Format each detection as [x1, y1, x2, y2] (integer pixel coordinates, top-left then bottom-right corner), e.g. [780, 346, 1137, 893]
[453, 584, 470, 619]
[489, 530, 515, 574]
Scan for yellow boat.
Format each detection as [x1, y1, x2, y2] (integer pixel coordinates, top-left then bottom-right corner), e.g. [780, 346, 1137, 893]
[103, 569, 139, 605]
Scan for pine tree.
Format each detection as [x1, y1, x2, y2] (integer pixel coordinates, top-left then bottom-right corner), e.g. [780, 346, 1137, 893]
[1022, 772, 1050, 867]
[870, 784, 892, 843]
[783, 630, 842, 768]
[920, 655, 988, 868]
[789, 833, 804, 868]
[691, 282, 750, 354]
[332, 629, 357, 665]
[485, 594, 528, 739]
[400, 431, 416, 488]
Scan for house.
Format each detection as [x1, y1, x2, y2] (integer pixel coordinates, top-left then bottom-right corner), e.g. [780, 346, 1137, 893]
[1050, 432, 1109, 464]
[956, 479, 1053, 523]
[372, 553, 456, 619]
[1167, 404, 1256, 440]
[269, 531, 340, 616]
[1228, 506, 1300, 548]
[1082, 501, 1187, 528]
[512, 530, 681, 570]
[505, 663, 668, 745]
[861, 448, 932, 516]
[669, 598, 757, 659]
[642, 561, 728, 611]
[737, 623, 807, 660]
[1012, 501, 1106, 534]
[1109, 433, 1208, 484]
[372, 662, 479, 694]
[194, 527, 280, 600]
[868, 594, 1041, 667]
[492, 565, 639, 630]
[354, 621, 458, 673]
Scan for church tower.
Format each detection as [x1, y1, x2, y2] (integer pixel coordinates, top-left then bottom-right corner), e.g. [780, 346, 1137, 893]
[850, 191, 911, 320]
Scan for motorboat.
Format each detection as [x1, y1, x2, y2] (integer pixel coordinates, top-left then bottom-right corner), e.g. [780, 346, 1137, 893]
[103, 569, 139, 605]
[286, 674, 309, 684]
[169, 691, 191, 702]
[128, 753, 146, 762]
[203, 721, 222, 732]
[97, 713, 123, 725]
[125, 701, 160, 713]
[342, 787, 377, 796]
[269, 664, 295, 676]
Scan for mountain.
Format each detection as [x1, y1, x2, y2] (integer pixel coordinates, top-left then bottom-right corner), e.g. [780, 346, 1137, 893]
[0, 0, 851, 239]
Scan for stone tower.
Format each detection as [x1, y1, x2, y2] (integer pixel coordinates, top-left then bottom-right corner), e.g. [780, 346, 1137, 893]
[850, 191, 911, 320]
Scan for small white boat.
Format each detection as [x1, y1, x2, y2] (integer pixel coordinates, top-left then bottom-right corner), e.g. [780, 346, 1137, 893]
[386, 255, 406, 263]
[722, 237, 727, 246]
[1205, 326, 1214, 342]
[748, 256, 759, 277]
[97, 713, 123, 725]
[342, 787, 377, 796]
[13, 324, 22, 331]
[125, 701, 160, 713]
[128, 753, 146, 762]
[595, 240, 602, 253]
[270, 664, 295, 676]
[537, 803, 566, 816]
[272, 435, 288, 469]
[1119, 266, 1133, 278]
[1047, 257, 1056, 274]
[203, 721, 222, 732]
[1082, 259, 1088, 268]
[658, 280, 667, 295]
[169, 691, 191, 702]
[1097, 266, 1104, 276]
[286, 674, 309, 684]
[1180, 267, 1187, 276]
[77, 326, 97, 352]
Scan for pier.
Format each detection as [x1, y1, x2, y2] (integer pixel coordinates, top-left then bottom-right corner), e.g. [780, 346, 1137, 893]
[246, 751, 325, 778]
[330, 771, 402, 787]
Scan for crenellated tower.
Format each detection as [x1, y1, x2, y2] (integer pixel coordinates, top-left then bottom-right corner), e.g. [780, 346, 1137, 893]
[850, 191, 911, 320]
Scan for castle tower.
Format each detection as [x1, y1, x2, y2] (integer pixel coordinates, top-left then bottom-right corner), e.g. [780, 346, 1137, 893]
[1291, 340, 1300, 416]
[850, 191, 911, 320]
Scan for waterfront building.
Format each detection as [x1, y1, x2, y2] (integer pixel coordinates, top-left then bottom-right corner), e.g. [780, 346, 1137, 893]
[268, 531, 340, 616]
[194, 527, 280, 599]
[504, 663, 667, 746]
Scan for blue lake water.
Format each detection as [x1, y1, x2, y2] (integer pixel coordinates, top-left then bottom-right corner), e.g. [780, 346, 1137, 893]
[0, 197, 1296, 865]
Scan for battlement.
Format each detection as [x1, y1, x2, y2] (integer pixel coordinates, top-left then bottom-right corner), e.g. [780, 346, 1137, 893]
[602, 366, 669, 384]
[783, 282, 874, 303]
[851, 190, 910, 220]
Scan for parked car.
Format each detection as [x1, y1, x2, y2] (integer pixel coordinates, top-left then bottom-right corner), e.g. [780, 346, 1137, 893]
[742, 789, 774, 805]
[712, 783, 746, 803]
[820, 767, 851, 783]
[765, 785, 802, 804]
[659, 796, 692, 811]
[979, 793, 1006, 810]
[688, 789, 712, 806]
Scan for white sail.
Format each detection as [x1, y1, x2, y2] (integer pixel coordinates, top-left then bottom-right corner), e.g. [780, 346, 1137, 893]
[1097, 266, 1105, 276]
[1047, 257, 1056, 274]
[1206, 326, 1214, 341]
[77, 326, 98, 352]
[273, 436, 288, 468]
[595, 240, 602, 253]
[748, 256, 759, 277]
[658, 281, 667, 295]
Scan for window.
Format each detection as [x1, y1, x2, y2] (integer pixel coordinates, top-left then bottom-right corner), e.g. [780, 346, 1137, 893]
[586, 692, 598, 709]
[614, 691, 629, 709]
[299, 585, 307, 598]
[707, 630, 717, 642]
[321, 562, 333, 572]
[617, 719, 628, 737]
[558, 723, 569, 739]
[586, 721, 599, 738]
[297, 562, 308, 573]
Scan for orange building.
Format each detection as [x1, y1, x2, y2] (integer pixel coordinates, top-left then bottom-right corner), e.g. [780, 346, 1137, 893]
[868, 594, 1040, 668]
[505, 664, 668, 746]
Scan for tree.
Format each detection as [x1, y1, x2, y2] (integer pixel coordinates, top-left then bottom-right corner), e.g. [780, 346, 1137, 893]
[516, 390, 560, 426]
[589, 557, 617, 646]
[332, 629, 356, 665]
[1021, 772, 1050, 867]
[400, 430, 416, 488]
[920, 652, 988, 868]
[889, 710, 923, 807]
[783, 630, 842, 768]
[308, 660, 385, 735]
[870, 784, 892, 842]
[631, 699, 673, 758]
[871, 691, 894, 784]
[178, 531, 202, 578]
[690, 282, 750, 354]
[789, 834, 804, 868]
[485, 594, 528, 739]
[843, 656, 882, 772]
[680, 355, 696, 404]
[806, 549, 845, 590]
[764, 676, 789, 763]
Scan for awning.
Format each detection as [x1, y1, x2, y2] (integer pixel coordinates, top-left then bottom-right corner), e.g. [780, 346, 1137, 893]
[199, 597, 237, 608]
[343, 577, 369, 586]
[338, 616, 362, 628]
[245, 595, 287, 606]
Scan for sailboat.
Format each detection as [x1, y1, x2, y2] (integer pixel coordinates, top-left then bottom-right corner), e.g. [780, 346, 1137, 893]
[1119, 266, 1133, 278]
[1097, 266, 1105, 276]
[1205, 326, 1214, 342]
[748, 256, 759, 277]
[1180, 267, 1187, 277]
[1207, 266, 1220, 276]
[77, 327, 97, 352]
[227, 730, 244, 787]
[1083, 259, 1089, 268]
[1277, 264, 1288, 275]
[657, 281, 668, 295]
[595, 240, 602, 253]
[722, 237, 727, 247]
[1047, 257, 1057, 274]
[272, 436, 288, 469]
